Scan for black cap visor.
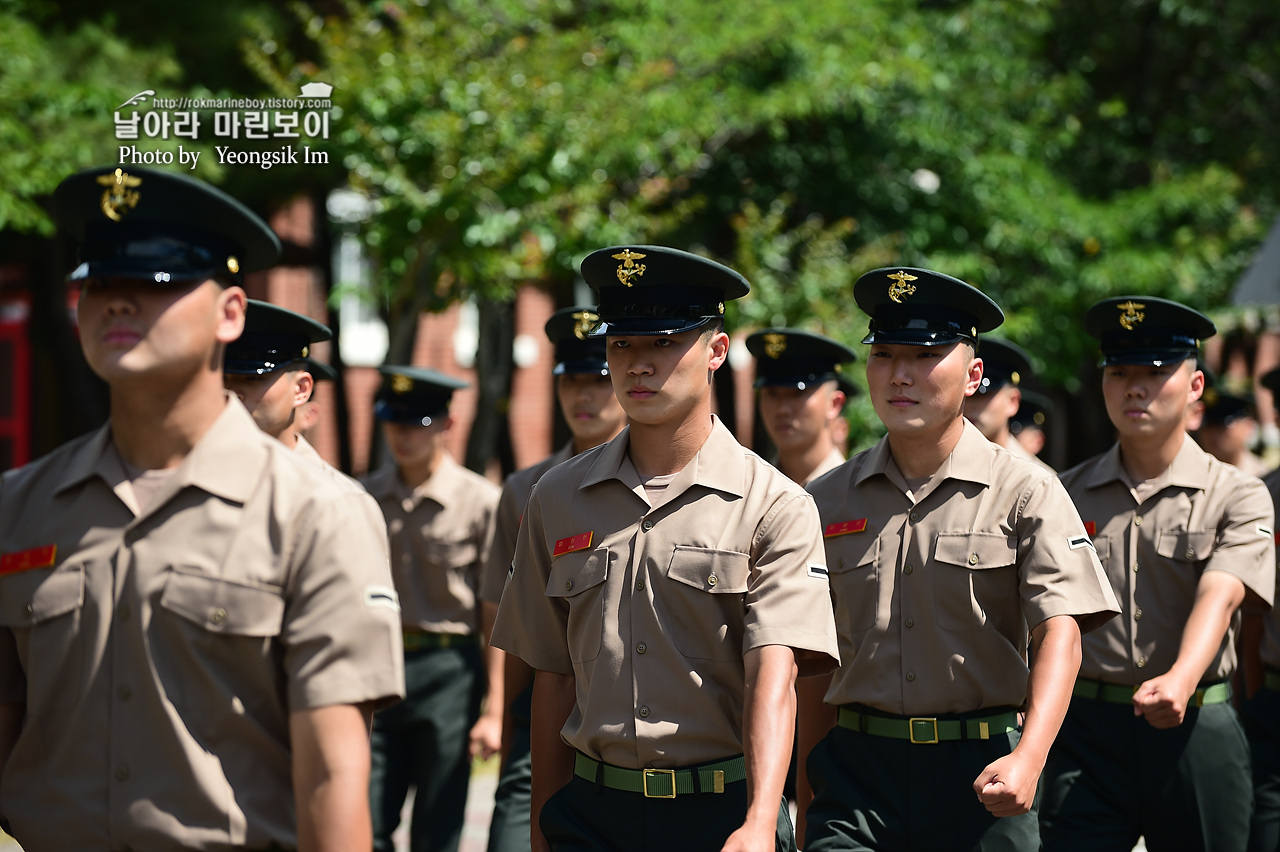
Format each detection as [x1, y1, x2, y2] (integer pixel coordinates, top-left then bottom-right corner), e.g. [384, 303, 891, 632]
[553, 358, 610, 376]
[590, 314, 718, 337]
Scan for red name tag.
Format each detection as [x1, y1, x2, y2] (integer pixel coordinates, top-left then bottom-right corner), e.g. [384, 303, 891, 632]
[1084, 521, 1096, 537]
[0, 545, 57, 576]
[553, 531, 593, 557]
[824, 519, 867, 538]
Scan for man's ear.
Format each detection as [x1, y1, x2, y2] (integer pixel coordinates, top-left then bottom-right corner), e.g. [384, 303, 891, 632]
[293, 372, 315, 409]
[707, 330, 730, 372]
[964, 355, 984, 398]
[215, 284, 247, 344]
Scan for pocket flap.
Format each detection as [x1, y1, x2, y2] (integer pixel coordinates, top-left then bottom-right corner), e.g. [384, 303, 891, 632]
[666, 546, 749, 594]
[935, 532, 1017, 570]
[1155, 529, 1216, 561]
[828, 533, 879, 574]
[546, 549, 608, 598]
[0, 566, 84, 626]
[160, 568, 285, 636]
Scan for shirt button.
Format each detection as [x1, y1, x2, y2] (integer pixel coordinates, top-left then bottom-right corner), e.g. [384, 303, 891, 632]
[905, 618, 915, 628]
[641, 519, 654, 531]
[1136, 656, 1147, 668]
[968, 553, 979, 565]
[638, 706, 650, 718]
[117, 684, 132, 700]
[1185, 548, 1195, 559]
[23, 603, 33, 617]
[1133, 563, 1139, 572]
[909, 512, 919, 523]
[118, 604, 132, 621]
[637, 643, 647, 654]
[209, 608, 227, 625]
[635, 580, 645, 592]
[1134, 516, 1143, 526]
[708, 575, 718, 586]
[1134, 608, 1143, 621]
[906, 672, 916, 682]
[564, 580, 574, 592]
[904, 565, 913, 575]
[115, 765, 131, 781]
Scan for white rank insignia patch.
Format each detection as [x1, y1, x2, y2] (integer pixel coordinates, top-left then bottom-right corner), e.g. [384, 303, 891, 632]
[365, 585, 401, 612]
[807, 562, 829, 579]
[1067, 535, 1095, 552]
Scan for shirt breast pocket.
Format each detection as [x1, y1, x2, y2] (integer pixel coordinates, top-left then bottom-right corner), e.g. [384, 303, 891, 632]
[546, 548, 609, 663]
[0, 565, 85, 711]
[665, 546, 750, 661]
[933, 532, 1019, 632]
[155, 567, 286, 722]
[827, 534, 879, 633]
[1155, 530, 1216, 566]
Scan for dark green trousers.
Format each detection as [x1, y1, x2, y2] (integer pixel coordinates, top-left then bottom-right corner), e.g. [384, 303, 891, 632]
[805, 722, 1038, 851]
[539, 768, 795, 852]
[1040, 696, 1252, 852]
[486, 681, 533, 852]
[1243, 686, 1280, 852]
[370, 643, 484, 852]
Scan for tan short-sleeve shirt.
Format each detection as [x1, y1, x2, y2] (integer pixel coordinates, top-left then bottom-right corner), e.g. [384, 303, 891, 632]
[1059, 437, 1275, 684]
[481, 443, 574, 606]
[0, 398, 405, 852]
[808, 420, 1118, 716]
[364, 455, 500, 634]
[492, 417, 839, 769]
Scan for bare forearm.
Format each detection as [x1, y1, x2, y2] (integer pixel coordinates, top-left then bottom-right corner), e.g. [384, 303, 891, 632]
[1018, 615, 1081, 764]
[741, 645, 799, 830]
[530, 670, 576, 852]
[1167, 572, 1246, 687]
[291, 704, 374, 852]
[794, 672, 835, 848]
[480, 602, 505, 715]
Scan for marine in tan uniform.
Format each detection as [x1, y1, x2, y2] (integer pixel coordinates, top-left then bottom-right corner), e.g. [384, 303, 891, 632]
[798, 268, 1118, 852]
[963, 336, 1054, 471]
[1196, 384, 1270, 478]
[492, 246, 840, 852]
[224, 299, 340, 472]
[0, 166, 405, 852]
[362, 366, 501, 852]
[1244, 457, 1280, 852]
[478, 306, 627, 852]
[1010, 390, 1052, 461]
[1041, 296, 1275, 852]
[293, 357, 340, 467]
[746, 328, 856, 486]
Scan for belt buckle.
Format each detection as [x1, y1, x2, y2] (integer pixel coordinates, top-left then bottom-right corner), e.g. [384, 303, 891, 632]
[642, 768, 677, 798]
[909, 717, 939, 744]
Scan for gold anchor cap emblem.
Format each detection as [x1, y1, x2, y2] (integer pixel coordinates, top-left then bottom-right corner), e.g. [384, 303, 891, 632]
[391, 374, 414, 394]
[887, 270, 918, 303]
[1117, 301, 1145, 331]
[227, 256, 240, 274]
[571, 310, 599, 341]
[762, 333, 787, 359]
[96, 168, 142, 222]
[612, 249, 647, 287]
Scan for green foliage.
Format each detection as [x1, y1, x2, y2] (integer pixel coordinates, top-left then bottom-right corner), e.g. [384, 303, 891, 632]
[0, 9, 182, 232]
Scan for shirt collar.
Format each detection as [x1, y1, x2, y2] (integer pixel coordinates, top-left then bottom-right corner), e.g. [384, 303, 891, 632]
[580, 416, 746, 499]
[53, 394, 269, 506]
[1085, 434, 1210, 493]
[402, 453, 464, 510]
[854, 419, 994, 489]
